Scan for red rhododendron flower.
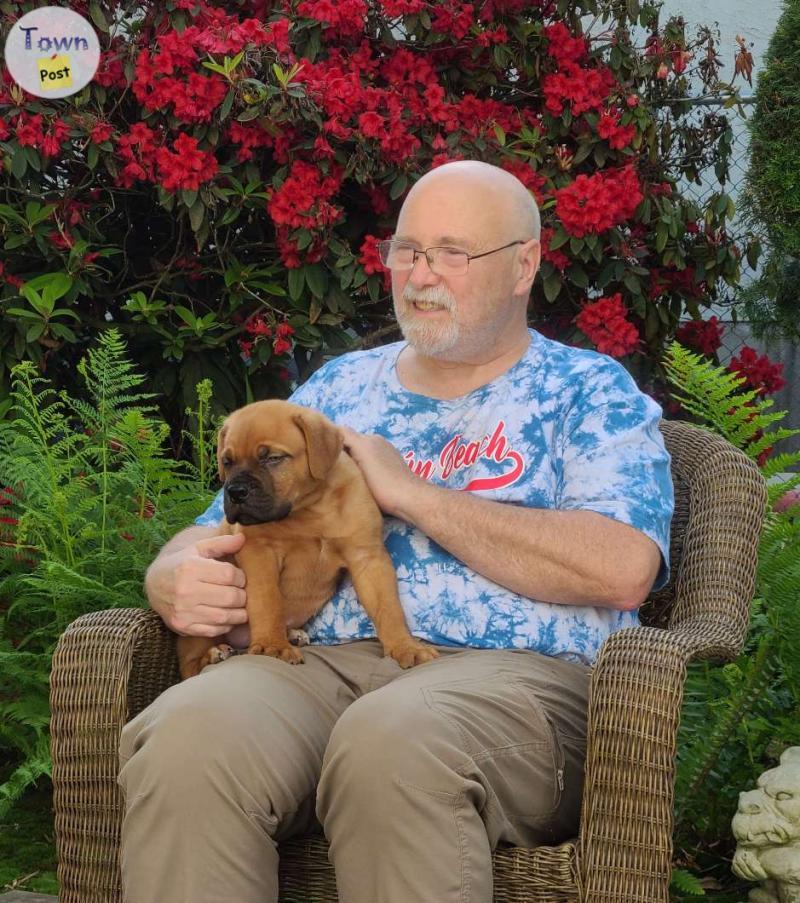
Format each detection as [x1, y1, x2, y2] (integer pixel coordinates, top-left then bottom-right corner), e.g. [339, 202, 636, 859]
[245, 314, 273, 337]
[540, 227, 570, 271]
[543, 22, 588, 67]
[273, 337, 293, 356]
[381, 0, 424, 14]
[675, 316, 723, 356]
[91, 121, 114, 144]
[729, 346, 786, 396]
[16, 113, 45, 148]
[431, 4, 474, 40]
[555, 166, 643, 237]
[358, 111, 385, 139]
[575, 293, 639, 358]
[297, 0, 368, 39]
[0, 119, 10, 142]
[155, 133, 218, 192]
[39, 119, 71, 158]
[267, 160, 343, 230]
[359, 235, 385, 274]
[597, 110, 636, 150]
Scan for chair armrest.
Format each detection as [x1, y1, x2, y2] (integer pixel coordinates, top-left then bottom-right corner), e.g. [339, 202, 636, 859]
[578, 617, 743, 902]
[50, 607, 179, 903]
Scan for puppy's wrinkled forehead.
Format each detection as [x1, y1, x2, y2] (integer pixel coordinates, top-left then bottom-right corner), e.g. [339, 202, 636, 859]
[222, 402, 304, 458]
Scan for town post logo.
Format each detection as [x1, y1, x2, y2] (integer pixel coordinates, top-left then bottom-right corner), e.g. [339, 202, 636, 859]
[4, 7, 100, 100]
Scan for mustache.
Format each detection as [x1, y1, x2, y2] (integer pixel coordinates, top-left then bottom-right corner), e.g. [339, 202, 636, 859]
[401, 284, 456, 311]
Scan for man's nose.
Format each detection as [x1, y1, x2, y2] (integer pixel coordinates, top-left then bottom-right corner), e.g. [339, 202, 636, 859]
[408, 251, 440, 289]
[226, 482, 250, 504]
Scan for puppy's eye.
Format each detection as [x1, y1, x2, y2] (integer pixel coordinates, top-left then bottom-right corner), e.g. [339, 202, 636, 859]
[262, 454, 287, 466]
[221, 456, 234, 468]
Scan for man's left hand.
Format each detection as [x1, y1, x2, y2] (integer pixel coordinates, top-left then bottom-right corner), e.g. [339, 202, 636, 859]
[339, 426, 429, 519]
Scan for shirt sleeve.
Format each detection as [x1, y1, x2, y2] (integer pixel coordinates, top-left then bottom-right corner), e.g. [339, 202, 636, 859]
[194, 488, 225, 527]
[558, 357, 674, 591]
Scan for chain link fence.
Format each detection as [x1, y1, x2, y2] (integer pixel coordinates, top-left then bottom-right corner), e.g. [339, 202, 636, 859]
[677, 95, 800, 453]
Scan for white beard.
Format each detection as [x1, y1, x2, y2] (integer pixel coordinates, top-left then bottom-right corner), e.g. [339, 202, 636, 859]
[394, 284, 460, 357]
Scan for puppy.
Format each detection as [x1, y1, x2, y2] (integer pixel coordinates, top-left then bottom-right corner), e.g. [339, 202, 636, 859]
[176, 400, 438, 679]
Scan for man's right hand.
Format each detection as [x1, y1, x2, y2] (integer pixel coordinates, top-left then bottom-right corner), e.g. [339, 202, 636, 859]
[144, 530, 248, 638]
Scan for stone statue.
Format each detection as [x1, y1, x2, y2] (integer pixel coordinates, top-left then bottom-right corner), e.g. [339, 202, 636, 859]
[732, 746, 800, 903]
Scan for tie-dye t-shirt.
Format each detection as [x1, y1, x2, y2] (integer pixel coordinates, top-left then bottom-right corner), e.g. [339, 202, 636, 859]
[196, 329, 674, 664]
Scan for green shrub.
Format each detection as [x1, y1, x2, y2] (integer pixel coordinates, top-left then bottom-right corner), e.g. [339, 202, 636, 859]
[0, 328, 216, 820]
[0, 0, 751, 436]
[741, 0, 800, 339]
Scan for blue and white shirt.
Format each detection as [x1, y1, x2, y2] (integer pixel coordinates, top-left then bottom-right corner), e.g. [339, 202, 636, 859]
[196, 329, 674, 664]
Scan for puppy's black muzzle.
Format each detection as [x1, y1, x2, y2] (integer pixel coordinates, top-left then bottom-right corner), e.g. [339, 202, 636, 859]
[224, 475, 292, 525]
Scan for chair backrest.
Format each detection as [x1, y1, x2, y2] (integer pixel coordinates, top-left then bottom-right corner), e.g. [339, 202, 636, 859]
[638, 420, 767, 648]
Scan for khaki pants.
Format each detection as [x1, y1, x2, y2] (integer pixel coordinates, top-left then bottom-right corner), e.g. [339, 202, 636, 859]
[118, 639, 589, 903]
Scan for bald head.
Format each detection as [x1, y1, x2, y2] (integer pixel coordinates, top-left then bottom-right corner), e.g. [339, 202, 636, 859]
[400, 160, 541, 242]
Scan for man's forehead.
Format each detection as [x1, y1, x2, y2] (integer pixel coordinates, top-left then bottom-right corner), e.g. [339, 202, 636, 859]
[392, 232, 479, 249]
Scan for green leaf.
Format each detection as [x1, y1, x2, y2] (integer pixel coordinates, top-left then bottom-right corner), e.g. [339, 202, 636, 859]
[188, 198, 205, 233]
[219, 89, 235, 122]
[174, 306, 198, 328]
[87, 143, 99, 170]
[11, 149, 27, 179]
[305, 264, 327, 300]
[543, 272, 562, 302]
[182, 189, 198, 209]
[26, 320, 46, 342]
[89, 0, 109, 32]
[390, 174, 408, 200]
[20, 285, 51, 317]
[288, 267, 305, 301]
[5, 233, 31, 250]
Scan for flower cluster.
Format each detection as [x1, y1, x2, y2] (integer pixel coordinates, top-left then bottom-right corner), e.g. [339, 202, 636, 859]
[115, 124, 218, 192]
[675, 316, 723, 356]
[575, 293, 640, 358]
[156, 134, 219, 192]
[267, 160, 343, 235]
[555, 166, 643, 237]
[596, 110, 636, 150]
[729, 346, 786, 397]
[238, 318, 296, 361]
[542, 24, 616, 118]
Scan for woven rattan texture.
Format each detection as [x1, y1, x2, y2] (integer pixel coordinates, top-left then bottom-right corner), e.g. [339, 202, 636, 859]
[49, 420, 767, 903]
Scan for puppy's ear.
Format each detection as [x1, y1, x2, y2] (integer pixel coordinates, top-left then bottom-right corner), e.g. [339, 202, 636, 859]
[216, 420, 230, 482]
[293, 411, 343, 480]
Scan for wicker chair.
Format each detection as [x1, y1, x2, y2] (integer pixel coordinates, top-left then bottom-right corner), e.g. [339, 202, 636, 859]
[50, 419, 767, 903]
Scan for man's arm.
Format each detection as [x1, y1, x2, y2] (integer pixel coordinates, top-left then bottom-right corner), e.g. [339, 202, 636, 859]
[341, 428, 661, 612]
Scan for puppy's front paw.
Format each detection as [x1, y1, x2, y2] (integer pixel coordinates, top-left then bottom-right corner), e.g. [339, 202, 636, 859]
[384, 637, 439, 669]
[248, 641, 304, 664]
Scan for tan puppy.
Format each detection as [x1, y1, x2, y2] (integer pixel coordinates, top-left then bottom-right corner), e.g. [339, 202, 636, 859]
[177, 400, 438, 679]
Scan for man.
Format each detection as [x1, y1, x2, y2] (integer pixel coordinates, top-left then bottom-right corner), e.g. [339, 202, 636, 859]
[118, 160, 673, 903]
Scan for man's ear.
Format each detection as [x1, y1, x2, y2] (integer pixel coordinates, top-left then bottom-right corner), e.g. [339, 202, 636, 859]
[216, 420, 230, 482]
[293, 411, 343, 480]
[514, 237, 541, 297]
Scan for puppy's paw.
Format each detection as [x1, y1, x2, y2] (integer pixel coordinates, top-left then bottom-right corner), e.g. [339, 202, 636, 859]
[207, 643, 235, 665]
[287, 628, 310, 647]
[248, 641, 304, 664]
[384, 637, 439, 669]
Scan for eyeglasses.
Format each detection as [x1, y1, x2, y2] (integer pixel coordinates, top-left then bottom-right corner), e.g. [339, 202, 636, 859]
[377, 239, 527, 277]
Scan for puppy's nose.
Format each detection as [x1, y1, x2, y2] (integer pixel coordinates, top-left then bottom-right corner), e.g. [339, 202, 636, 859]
[226, 483, 250, 504]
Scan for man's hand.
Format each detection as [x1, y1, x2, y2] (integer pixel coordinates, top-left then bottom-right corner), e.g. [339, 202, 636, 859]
[340, 426, 431, 519]
[144, 531, 249, 638]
